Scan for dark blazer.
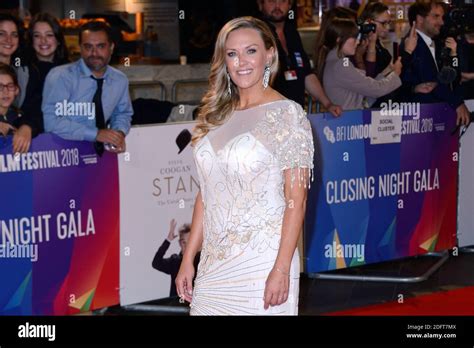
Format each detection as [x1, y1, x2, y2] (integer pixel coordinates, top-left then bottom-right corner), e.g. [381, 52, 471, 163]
[260, 17, 313, 108]
[399, 32, 463, 109]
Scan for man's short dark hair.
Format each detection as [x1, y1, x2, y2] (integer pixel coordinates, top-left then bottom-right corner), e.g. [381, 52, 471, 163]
[360, 2, 389, 22]
[408, 0, 446, 24]
[79, 20, 113, 44]
[179, 224, 191, 235]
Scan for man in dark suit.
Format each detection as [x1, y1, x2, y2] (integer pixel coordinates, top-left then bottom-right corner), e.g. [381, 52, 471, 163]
[400, 0, 470, 126]
[152, 219, 200, 297]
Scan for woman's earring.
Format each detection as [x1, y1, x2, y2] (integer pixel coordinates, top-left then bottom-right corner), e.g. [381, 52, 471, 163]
[227, 72, 232, 96]
[263, 65, 270, 89]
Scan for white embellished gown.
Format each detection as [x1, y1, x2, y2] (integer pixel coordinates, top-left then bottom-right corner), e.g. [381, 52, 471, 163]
[190, 99, 314, 315]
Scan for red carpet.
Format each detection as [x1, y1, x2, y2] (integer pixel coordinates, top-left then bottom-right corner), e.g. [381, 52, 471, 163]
[327, 286, 474, 316]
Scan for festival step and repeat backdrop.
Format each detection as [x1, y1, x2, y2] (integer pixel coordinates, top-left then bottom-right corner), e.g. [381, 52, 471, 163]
[0, 135, 119, 315]
[305, 103, 459, 273]
[1, 102, 472, 314]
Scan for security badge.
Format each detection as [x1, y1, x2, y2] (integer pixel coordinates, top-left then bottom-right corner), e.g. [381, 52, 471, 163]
[284, 52, 303, 81]
[294, 52, 304, 67]
[284, 70, 297, 81]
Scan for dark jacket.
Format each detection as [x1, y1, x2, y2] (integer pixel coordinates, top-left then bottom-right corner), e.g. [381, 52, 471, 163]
[1, 107, 24, 136]
[152, 239, 200, 297]
[260, 17, 313, 107]
[399, 32, 463, 109]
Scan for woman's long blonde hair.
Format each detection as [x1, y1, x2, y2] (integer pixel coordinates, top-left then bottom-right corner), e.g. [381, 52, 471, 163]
[192, 16, 279, 145]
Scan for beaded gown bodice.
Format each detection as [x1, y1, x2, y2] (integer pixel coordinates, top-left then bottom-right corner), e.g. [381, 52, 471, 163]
[190, 99, 314, 315]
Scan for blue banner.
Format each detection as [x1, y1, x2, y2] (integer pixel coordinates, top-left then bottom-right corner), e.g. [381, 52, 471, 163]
[305, 104, 458, 274]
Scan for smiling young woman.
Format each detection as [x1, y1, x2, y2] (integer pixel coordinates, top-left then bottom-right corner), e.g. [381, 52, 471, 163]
[192, 16, 280, 142]
[175, 16, 314, 316]
[22, 13, 70, 135]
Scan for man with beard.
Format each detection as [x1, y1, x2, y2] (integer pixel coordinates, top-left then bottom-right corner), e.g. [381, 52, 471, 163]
[400, 0, 470, 126]
[42, 21, 132, 154]
[257, 0, 341, 116]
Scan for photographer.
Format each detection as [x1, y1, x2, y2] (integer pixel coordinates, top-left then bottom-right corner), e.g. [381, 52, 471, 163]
[357, 2, 418, 78]
[400, 0, 470, 126]
[315, 18, 402, 110]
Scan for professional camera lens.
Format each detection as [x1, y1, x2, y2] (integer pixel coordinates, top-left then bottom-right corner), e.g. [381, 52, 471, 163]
[358, 23, 377, 35]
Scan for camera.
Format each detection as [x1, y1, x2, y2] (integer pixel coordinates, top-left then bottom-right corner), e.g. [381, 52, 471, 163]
[441, 0, 474, 37]
[356, 21, 377, 41]
[358, 22, 377, 36]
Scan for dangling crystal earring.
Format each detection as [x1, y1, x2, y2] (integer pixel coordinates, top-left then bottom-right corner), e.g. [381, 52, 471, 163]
[227, 72, 232, 96]
[263, 64, 270, 89]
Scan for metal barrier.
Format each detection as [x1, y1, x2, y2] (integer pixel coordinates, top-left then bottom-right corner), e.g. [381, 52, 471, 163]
[307, 94, 320, 114]
[311, 251, 450, 283]
[129, 80, 166, 101]
[171, 79, 208, 105]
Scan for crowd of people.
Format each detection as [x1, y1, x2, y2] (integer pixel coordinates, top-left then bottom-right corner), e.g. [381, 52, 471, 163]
[175, 0, 473, 315]
[0, 13, 132, 155]
[0, 12, 70, 153]
[0, 0, 472, 157]
[314, 0, 471, 123]
[256, 0, 472, 123]
[0, 0, 472, 316]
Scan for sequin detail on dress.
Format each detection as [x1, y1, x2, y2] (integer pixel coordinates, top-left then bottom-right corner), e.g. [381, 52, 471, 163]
[190, 99, 314, 315]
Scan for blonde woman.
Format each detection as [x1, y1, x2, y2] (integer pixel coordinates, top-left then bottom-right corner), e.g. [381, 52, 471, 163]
[175, 16, 314, 315]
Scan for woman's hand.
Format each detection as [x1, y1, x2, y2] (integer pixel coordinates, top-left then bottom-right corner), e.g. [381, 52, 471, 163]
[390, 56, 403, 75]
[263, 267, 289, 310]
[445, 37, 457, 56]
[12, 125, 32, 153]
[0, 122, 15, 136]
[367, 31, 377, 45]
[327, 104, 343, 117]
[404, 23, 418, 54]
[355, 38, 369, 60]
[175, 261, 195, 303]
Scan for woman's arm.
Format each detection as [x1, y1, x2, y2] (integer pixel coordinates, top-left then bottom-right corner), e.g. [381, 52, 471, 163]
[263, 168, 309, 310]
[335, 57, 402, 99]
[461, 72, 474, 82]
[175, 190, 204, 302]
[304, 74, 342, 117]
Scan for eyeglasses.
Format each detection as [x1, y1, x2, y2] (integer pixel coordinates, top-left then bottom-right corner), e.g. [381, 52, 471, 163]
[0, 83, 16, 92]
[373, 20, 392, 28]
